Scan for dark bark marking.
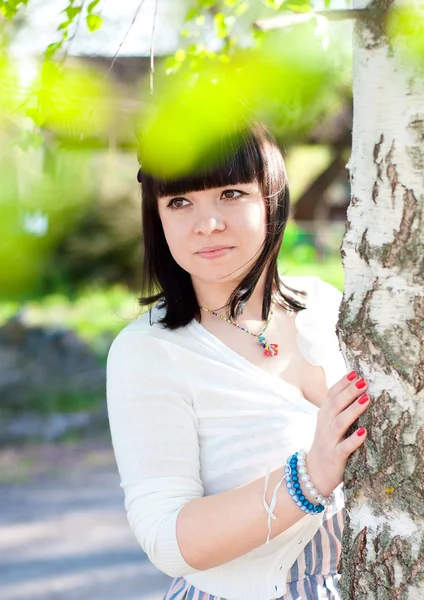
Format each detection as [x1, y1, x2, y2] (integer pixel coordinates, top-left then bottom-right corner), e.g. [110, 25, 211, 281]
[373, 134, 384, 162]
[372, 134, 385, 205]
[372, 180, 379, 204]
[358, 228, 371, 265]
[406, 295, 424, 393]
[382, 187, 418, 269]
[371, 134, 384, 204]
[415, 426, 424, 496]
[385, 140, 397, 210]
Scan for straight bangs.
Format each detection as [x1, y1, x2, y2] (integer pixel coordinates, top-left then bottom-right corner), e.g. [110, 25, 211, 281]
[138, 123, 268, 206]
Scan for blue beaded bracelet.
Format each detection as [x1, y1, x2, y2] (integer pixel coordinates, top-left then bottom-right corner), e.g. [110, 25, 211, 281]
[285, 452, 325, 515]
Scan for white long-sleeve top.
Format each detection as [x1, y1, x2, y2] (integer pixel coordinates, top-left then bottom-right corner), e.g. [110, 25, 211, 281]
[106, 275, 348, 600]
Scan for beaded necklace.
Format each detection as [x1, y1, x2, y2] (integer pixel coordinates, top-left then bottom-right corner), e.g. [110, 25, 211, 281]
[200, 300, 279, 357]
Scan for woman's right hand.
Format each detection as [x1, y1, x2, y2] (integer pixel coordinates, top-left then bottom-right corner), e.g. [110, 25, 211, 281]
[305, 371, 370, 498]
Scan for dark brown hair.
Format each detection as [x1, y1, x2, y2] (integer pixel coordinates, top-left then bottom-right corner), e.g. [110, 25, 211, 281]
[137, 121, 307, 328]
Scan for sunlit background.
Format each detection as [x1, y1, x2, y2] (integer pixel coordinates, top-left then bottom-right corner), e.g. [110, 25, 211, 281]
[1, 0, 422, 598]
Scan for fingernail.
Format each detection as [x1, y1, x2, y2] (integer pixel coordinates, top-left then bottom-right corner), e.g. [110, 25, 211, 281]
[356, 378, 367, 389]
[357, 428, 366, 436]
[358, 394, 369, 405]
[347, 371, 357, 381]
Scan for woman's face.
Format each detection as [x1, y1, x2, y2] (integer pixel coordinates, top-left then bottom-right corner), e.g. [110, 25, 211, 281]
[157, 181, 267, 286]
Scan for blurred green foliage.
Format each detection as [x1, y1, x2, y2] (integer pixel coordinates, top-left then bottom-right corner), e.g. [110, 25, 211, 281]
[137, 20, 342, 178]
[387, 5, 424, 69]
[1, 6, 350, 300]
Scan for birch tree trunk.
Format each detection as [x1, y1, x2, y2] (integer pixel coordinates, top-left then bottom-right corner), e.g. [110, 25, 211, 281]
[338, 1, 424, 598]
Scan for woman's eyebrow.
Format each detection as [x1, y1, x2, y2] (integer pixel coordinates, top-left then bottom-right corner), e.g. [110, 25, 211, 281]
[159, 184, 253, 201]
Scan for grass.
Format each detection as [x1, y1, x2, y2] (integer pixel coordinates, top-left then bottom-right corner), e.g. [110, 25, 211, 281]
[280, 257, 344, 291]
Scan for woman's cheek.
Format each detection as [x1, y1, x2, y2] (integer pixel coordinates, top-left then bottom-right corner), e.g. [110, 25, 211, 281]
[234, 204, 266, 236]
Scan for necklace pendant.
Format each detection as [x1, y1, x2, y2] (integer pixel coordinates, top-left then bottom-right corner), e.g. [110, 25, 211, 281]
[258, 335, 279, 357]
[264, 343, 279, 357]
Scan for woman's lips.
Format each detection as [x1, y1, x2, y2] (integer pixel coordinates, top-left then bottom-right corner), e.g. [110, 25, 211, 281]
[196, 247, 234, 259]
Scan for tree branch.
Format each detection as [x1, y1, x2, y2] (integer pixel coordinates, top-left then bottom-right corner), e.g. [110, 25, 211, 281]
[253, 8, 379, 31]
[107, 0, 147, 77]
[150, 0, 159, 94]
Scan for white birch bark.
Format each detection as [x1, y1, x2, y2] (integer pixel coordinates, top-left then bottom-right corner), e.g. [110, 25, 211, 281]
[339, 0, 424, 598]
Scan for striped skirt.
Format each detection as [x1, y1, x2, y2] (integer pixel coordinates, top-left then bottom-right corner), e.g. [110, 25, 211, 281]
[162, 507, 345, 600]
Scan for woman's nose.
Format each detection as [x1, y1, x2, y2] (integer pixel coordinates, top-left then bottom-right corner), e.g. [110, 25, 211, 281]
[193, 213, 226, 235]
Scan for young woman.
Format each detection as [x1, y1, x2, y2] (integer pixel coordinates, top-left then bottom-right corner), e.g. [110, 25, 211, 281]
[106, 121, 369, 600]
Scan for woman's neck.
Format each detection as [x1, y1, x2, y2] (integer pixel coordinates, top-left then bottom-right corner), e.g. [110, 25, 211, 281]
[192, 272, 269, 321]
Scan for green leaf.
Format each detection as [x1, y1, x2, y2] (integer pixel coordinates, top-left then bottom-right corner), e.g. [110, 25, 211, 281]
[65, 6, 82, 20]
[185, 7, 199, 22]
[86, 13, 103, 32]
[0, 0, 28, 19]
[44, 41, 63, 60]
[87, 0, 101, 13]
[324, 0, 331, 7]
[58, 20, 71, 31]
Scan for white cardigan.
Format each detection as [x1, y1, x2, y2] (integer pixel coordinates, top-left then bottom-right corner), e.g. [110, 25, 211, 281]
[106, 275, 348, 600]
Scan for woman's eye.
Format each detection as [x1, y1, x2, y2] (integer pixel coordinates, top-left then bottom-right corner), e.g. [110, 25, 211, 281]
[222, 189, 245, 200]
[167, 197, 189, 209]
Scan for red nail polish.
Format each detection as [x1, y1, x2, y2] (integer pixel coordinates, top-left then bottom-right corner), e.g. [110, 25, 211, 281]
[356, 378, 366, 389]
[357, 428, 366, 436]
[347, 371, 357, 381]
[358, 394, 369, 405]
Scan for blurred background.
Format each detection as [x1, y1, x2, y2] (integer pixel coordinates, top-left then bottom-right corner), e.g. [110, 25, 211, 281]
[1, 0, 352, 598]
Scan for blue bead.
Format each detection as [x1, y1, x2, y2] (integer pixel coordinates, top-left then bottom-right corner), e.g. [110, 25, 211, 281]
[296, 489, 302, 496]
[299, 495, 305, 502]
[289, 489, 295, 497]
[293, 482, 300, 489]
[292, 476, 298, 482]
